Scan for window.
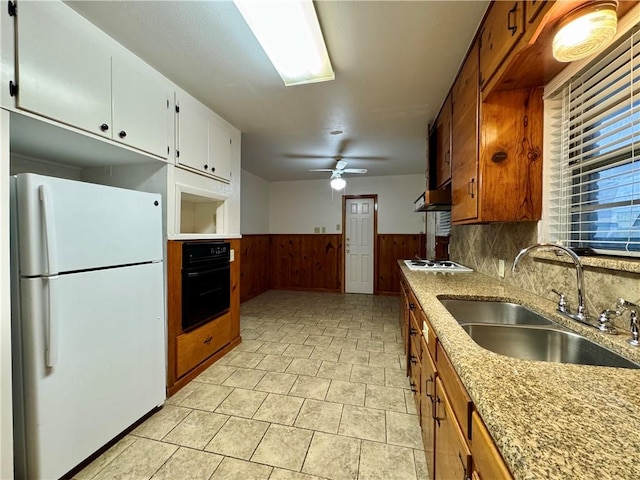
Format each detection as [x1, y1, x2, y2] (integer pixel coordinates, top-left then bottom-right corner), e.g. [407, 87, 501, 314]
[548, 26, 640, 256]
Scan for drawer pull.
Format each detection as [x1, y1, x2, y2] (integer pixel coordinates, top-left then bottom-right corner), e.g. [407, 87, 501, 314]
[507, 2, 519, 36]
[203, 336, 213, 345]
[410, 380, 417, 393]
[409, 302, 416, 311]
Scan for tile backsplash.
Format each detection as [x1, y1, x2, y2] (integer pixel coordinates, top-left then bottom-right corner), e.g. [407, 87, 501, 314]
[450, 222, 640, 332]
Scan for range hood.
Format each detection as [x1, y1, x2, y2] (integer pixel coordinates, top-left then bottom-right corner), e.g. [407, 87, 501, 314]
[414, 185, 451, 212]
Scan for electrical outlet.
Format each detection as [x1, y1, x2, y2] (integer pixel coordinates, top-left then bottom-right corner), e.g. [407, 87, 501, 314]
[498, 259, 505, 278]
[336, 224, 341, 231]
[314, 227, 320, 234]
[230, 249, 235, 262]
[321, 226, 326, 233]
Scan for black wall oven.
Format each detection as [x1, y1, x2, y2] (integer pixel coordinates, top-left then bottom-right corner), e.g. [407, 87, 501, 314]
[182, 242, 230, 332]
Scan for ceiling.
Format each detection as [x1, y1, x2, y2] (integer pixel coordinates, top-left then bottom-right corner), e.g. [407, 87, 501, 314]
[65, 1, 489, 182]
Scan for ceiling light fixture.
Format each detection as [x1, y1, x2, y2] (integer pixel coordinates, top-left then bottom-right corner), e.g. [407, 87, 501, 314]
[330, 177, 346, 190]
[234, 0, 335, 86]
[552, 1, 618, 62]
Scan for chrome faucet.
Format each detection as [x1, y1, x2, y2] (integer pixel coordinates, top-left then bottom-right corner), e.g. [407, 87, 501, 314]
[512, 243, 594, 328]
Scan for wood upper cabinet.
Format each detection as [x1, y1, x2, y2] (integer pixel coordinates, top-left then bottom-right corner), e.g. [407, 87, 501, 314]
[525, 0, 547, 24]
[434, 378, 472, 480]
[435, 94, 452, 188]
[479, 1, 525, 89]
[451, 40, 479, 223]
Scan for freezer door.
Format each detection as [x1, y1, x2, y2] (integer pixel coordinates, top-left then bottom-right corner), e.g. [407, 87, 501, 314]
[15, 263, 165, 480]
[14, 173, 162, 276]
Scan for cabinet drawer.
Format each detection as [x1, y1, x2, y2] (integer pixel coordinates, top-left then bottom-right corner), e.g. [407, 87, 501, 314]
[176, 312, 232, 378]
[479, 1, 524, 88]
[471, 412, 513, 480]
[436, 343, 473, 439]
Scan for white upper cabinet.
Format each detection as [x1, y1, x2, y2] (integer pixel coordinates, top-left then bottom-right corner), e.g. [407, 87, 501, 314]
[15, 1, 170, 160]
[175, 91, 232, 183]
[112, 54, 171, 158]
[16, 1, 112, 138]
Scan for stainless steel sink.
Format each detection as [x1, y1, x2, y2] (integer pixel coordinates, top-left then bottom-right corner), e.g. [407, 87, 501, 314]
[439, 299, 555, 326]
[461, 323, 640, 369]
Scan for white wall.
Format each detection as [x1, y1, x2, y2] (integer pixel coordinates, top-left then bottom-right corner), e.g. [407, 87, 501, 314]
[268, 174, 426, 234]
[240, 169, 270, 234]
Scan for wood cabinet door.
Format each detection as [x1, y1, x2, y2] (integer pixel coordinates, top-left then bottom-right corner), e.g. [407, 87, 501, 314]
[525, 0, 547, 24]
[16, 1, 112, 138]
[435, 94, 452, 188]
[451, 40, 479, 223]
[434, 379, 472, 480]
[112, 54, 171, 159]
[471, 412, 513, 480]
[421, 340, 437, 480]
[479, 1, 525, 88]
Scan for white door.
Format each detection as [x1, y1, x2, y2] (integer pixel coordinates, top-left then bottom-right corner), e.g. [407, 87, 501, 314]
[345, 198, 374, 294]
[111, 54, 171, 158]
[16, 1, 112, 137]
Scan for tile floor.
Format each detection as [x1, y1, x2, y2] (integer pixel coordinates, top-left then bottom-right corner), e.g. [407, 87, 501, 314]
[74, 290, 428, 480]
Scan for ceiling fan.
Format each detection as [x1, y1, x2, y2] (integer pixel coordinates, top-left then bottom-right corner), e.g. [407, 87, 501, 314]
[308, 156, 367, 190]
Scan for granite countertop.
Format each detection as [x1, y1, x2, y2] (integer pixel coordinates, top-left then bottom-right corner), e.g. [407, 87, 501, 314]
[399, 263, 640, 480]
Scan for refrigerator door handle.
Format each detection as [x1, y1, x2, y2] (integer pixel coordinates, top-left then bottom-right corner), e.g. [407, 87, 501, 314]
[39, 184, 59, 276]
[45, 275, 60, 368]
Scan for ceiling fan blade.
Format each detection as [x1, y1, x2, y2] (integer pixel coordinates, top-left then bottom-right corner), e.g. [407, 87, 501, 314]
[335, 160, 348, 171]
[342, 155, 388, 161]
[284, 154, 332, 159]
[343, 168, 367, 174]
[308, 168, 334, 172]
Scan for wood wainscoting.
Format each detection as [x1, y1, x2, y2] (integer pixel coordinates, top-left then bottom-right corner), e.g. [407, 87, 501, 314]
[241, 233, 425, 300]
[240, 234, 271, 302]
[376, 234, 426, 295]
[270, 234, 343, 293]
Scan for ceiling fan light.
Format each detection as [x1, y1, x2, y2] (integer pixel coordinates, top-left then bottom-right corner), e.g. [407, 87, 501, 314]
[330, 177, 346, 190]
[552, 1, 618, 63]
[234, 0, 334, 86]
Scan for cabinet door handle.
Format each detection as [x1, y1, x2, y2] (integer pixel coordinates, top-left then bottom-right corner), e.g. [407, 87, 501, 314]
[434, 395, 443, 426]
[410, 354, 418, 365]
[425, 375, 434, 399]
[410, 380, 417, 393]
[119, 130, 127, 138]
[507, 2, 519, 36]
[410, 327, 418, 337]
[203, 336, 213, 345]
[458, 452, 469, 480]
[100, 123, 109, 132]
[204, 164, 209, 170]
[409, 303, 416, 311]
[467, 178, 475, 199]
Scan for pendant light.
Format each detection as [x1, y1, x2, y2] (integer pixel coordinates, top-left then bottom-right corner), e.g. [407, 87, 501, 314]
[552, 1, 618, 62]
[330, 177, 346, 190]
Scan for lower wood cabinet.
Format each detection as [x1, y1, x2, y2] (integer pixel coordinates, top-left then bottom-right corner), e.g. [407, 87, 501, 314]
[435, 378, 472, 480]
[401, 277, 512, 480]
[471, 412, 513, 480]
[167, 239, 242, 396]
[175, 312, 232, 378]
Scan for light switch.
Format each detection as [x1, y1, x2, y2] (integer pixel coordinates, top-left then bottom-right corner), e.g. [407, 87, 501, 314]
[314, 227, 320, 233]
[321, 226, 326, 233]
[230, 249, 235, 262]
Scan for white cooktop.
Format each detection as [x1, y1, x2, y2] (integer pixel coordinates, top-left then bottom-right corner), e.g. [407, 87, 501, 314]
[403, 259, 473, 273]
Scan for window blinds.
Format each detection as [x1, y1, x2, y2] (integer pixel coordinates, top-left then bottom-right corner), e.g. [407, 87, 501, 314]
[548, 27, 640, 256]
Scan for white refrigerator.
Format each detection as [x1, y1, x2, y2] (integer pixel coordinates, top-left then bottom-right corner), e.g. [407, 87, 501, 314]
[10, 173, 166, 480]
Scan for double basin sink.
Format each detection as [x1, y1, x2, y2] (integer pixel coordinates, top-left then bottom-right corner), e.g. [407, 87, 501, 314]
[439, 299, 639, 369]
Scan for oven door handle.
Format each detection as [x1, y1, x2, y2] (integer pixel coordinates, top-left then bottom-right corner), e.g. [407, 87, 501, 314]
[186, 266, 230, 278]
